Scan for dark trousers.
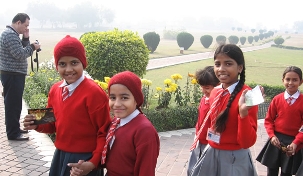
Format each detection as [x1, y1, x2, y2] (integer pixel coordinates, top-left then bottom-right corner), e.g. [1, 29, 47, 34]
[267, 167, 292, 176]
[1, 72, 25, 139]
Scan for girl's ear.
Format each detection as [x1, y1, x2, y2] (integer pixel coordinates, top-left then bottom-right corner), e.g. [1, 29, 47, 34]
[237, 65, 243, 74]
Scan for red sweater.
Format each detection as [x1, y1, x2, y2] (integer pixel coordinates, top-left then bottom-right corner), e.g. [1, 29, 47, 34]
[36, 78, 111, 167]
[264, 93, 303, 145]
[195, 96, 210, 144]
[106, 114, 160, 176]
[208, 85, 258, 150]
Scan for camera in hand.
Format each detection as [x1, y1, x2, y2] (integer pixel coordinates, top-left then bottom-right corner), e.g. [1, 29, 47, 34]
[35, 40, 41, 52]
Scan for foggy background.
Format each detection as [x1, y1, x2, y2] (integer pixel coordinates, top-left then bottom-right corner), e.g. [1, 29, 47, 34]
[1, 0, 302, 34]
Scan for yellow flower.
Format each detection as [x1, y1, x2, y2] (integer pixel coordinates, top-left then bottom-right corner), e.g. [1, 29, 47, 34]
[104, 77, 111, 84]
[164, 79, 172, 85]
[165, 87, 174, 93]
[156, 87, 162, 92]
[29, 72, 35, 77]
[171, 74, 183, 81]
[99, 82, 108, 90]
[141, 79, 152, 86]
[169, 83, 178, 92]
[188, 73, 194, 77]
[48, 78, 54, 81]
[191, 78, 197, 84]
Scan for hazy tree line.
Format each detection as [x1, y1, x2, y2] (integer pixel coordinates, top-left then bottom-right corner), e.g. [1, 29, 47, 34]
[25, 1, 114, 29]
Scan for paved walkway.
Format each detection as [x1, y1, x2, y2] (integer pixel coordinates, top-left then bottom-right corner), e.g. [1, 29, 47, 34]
[0, 43, 273, 175]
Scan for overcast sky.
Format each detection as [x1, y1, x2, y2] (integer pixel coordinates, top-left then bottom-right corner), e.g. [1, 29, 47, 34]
[1, 0, 302, 30]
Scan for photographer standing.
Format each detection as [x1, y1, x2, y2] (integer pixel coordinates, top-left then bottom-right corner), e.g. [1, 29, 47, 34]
[0, 13, 40, 141]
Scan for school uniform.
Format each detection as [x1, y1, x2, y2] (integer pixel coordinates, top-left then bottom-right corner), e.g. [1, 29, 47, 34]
[256, 91, 303, 175]
[189, 83, 258, 176]
[36, 74, 111, 176]
[105, 109, 160, 176]
[187, 96, 210, 175]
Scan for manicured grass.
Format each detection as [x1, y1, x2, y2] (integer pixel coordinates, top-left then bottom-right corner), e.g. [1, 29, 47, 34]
[143, 47, 303, 92]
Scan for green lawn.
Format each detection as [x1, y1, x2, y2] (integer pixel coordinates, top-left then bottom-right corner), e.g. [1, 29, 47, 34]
[143, 47, 303, 92]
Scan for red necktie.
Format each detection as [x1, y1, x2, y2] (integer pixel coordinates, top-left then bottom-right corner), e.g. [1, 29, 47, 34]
[190, 88, 228, 151]
[62, 86, 69, 101]
[287, 97, 293, 105]
[101, 118, 121, 164]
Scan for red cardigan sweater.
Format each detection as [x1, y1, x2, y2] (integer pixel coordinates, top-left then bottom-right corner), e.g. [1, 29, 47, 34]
[36, 78, 111, 167]
[264, 92, 303, 145]
[195, 96, 211, 144]
[208, 85, 258, 150]
[106, 114, 160, 176]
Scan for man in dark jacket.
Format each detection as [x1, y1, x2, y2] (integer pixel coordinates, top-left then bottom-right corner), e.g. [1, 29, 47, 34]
[0, 13, 40, 141]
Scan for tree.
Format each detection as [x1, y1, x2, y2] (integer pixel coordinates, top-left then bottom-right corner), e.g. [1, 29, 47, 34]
[259, 33, 264, 40]
[177, 32, 194, 50]
[254, 35, 259, 42]
[200, 35, 213, 48]
[240, 37, 246, 45]
[274, 37, 284, 45]
[251, 29, 256, 33]
[143, 32, 160, 53]
[80, 29, 149, 80]
[216, 35, 226, 45]
[248, 36, 254, 44]
[228, 35, 239, 44]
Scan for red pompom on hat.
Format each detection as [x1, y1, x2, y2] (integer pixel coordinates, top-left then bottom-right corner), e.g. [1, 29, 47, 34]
[53, 35, 87, 69]
[108, 71, 143, 112]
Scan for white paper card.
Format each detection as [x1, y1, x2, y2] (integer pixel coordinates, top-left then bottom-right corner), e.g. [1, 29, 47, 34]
[245, 85, 264, 106]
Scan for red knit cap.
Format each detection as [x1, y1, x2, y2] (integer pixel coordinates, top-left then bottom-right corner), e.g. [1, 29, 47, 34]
[53, 35, 87, 69]
[108, 71, 143, 111]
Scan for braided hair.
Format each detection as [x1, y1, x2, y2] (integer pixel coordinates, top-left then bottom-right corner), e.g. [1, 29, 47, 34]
[213, 44, 246, 133]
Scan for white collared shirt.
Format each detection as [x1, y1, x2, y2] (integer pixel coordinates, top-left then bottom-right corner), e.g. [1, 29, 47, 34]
[284, 90, 300, 105]
[216, 81, 239, 94]
[59, 73, 85, 97]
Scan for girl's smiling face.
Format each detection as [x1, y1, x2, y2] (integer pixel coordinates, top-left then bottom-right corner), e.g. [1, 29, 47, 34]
[214, 53, 243, 89]
[57, 56, 83, 84]
[283, 71, 303, 95]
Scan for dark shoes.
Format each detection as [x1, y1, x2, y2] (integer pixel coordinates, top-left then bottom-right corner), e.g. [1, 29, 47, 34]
[20, 129, 28, 134]
[8, 134, 29, 141]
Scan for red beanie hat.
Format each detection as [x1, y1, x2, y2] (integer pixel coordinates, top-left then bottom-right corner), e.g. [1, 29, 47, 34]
[53, 35, 87, 69]
[108, 71, 143, 111]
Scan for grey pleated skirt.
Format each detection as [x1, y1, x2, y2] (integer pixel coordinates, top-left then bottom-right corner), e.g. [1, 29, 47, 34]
[189, 145, 257, 176]
[187, 143, 207, 175]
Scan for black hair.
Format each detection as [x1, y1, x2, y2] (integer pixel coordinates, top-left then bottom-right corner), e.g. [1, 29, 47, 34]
[12, 13, 30, 23]
[213, 44, 246, 133]
[195, 66, 220, 87]
[282, 66, 302, 80]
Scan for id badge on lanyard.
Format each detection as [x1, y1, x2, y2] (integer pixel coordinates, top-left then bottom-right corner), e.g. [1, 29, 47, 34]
[207, 128, 221, 144]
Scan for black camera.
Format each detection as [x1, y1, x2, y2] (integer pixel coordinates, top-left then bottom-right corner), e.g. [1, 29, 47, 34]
[35, 40, 41, 52]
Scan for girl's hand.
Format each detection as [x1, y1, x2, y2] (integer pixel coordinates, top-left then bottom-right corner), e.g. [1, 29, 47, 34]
[68, 160, 95, 176]
[270, 136, 281, 149]
[238, 89, 250, 118]
[23, 114, 38, 130]
[286, 143, 297, 156]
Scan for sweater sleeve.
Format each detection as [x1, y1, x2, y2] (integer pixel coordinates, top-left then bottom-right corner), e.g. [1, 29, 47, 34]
[86, 88, 111, 167]
[237, 105, 258, 149]
[133, 122, 160, 176]
[264, 98, 278, 138]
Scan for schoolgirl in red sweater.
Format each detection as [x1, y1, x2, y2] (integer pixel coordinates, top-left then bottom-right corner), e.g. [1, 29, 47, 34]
[256, 66, 303, 176]
[69, 71, 160, 176]
[189, 44, 261, 176]
[23, 35, 111, 176]
[187, 66, 220, 175]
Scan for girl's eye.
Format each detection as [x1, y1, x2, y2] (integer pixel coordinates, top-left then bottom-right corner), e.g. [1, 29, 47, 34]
[58, 63, 66, 67]
[109, 96, 116, 100]
[71, 61, 79, 65]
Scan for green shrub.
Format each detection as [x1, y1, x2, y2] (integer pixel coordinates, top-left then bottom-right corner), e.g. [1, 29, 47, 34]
[254, 35, 259, 42]
[177, 32, 194, 50]
[216, 35, 226, 44]
[274, 37, 285, 45]
[80, 29, 149, 80]
[248, 36, 254, 44]
[228, 35, 239, 44]
[271, 44, 303, 50]
[28, 93, 48, 109]
[240, 36, 246, 45]
[143, 32, 160, 53]
[144, 105, 198, 132]
[200, 35, 213, 48]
